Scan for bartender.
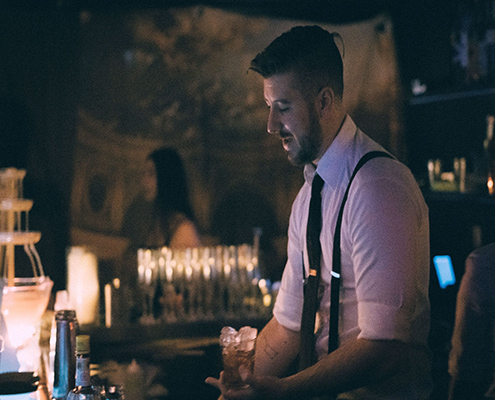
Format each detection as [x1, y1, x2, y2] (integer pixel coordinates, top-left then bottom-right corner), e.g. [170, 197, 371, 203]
[207, 25, 431, 399]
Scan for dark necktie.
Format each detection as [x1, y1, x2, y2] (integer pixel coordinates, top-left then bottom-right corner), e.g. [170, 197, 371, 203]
[299, 172, 324, 371]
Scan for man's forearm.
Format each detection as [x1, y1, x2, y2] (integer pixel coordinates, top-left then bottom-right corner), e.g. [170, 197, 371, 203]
[281, 338, 407, 398]
[254, 317, 300, 378]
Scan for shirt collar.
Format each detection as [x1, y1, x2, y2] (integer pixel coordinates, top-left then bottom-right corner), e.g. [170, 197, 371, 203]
[304, 114, 357, 189]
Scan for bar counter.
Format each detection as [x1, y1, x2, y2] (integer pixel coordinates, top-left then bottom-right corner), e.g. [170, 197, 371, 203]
[80, 317, 270, 400]
[82, 316, 269, 362]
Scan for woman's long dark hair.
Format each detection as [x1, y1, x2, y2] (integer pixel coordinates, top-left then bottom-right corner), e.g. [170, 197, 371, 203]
[149, 147, 196, 234]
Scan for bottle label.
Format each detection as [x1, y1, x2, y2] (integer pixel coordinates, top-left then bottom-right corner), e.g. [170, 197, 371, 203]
[75, 357, 91, 387]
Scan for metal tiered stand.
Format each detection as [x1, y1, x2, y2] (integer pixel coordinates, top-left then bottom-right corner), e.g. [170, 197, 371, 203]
[0, 168, 53, 398]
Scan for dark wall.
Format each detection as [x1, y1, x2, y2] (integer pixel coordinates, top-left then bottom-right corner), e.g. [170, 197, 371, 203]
[0, 1, 392, 292]
[0, 9, 80, 290]
[0, 1, 470, 292]
[390, 0, 455, 93]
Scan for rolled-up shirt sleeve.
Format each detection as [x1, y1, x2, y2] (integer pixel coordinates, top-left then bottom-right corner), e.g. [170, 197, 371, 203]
[273, 187, 307, 332]
[348, 169, 430, 344]
[274, 155, 430, 350]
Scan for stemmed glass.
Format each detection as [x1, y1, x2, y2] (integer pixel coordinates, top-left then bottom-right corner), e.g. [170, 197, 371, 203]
[157, 247, 177, 322]
[188, 247, 202, 320]
[200, 246, 215, 319]
[137, 249, 159, 325]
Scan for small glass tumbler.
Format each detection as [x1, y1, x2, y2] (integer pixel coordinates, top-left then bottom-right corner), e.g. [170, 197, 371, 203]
[220, 327, 257, 390]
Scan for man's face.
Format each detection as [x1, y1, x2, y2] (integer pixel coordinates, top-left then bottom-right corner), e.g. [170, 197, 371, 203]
[263, 72, 322, 166]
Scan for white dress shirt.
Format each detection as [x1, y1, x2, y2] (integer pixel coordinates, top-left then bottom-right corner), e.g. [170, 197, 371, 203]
[273, 115, 432, 399]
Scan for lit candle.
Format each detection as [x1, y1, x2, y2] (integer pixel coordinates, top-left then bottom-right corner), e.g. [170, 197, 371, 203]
[105, 283, 112, 328]
[67, 246, 99, 325]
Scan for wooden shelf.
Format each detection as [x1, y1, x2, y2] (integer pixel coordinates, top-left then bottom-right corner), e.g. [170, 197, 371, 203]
[409, 86, 495, 106]
[423, 189, 495, 206]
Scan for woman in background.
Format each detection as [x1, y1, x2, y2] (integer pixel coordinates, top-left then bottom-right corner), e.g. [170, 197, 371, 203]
[120, 147, 201, 321]
[122, 146, 201, 250]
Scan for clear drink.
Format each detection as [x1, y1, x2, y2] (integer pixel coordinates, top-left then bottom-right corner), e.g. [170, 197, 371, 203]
[222, 346, 255, 389]
[220, 326, 257, 390]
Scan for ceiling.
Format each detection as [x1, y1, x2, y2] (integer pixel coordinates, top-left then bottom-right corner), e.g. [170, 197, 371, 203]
[6, 0, 390, 24]
[4, 0, 454, 91]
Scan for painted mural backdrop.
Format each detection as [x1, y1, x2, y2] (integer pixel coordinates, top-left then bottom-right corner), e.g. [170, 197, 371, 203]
[71, 6, 402, 274]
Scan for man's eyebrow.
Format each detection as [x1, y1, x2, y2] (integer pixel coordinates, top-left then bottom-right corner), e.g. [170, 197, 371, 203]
[265, 99, 291, 105]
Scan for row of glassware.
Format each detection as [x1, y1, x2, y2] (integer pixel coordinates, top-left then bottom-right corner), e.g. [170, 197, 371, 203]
[136, 244, 275, 324]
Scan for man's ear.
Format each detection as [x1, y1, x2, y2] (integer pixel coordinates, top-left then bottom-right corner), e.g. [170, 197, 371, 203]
[316, 86, 335, 117]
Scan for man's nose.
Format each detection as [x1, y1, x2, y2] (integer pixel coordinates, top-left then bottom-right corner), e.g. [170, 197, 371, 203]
[267, 109, 280, 135]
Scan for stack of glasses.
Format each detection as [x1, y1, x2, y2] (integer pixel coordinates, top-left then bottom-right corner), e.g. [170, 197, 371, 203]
[137, 245, 274, 324]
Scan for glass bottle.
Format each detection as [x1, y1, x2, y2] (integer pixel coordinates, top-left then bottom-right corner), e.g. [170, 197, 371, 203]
[468, 0, 484, 84]
[103, 385, 124, 400]
[487, 0, 495, 83]
[124, 359, 145, 400]
[51, 310, 78, 400]
[451, 0, 471, 87]
[484, 114, 495, 194]
[67, 335, 100, 400]
[479, 0, 495, 83]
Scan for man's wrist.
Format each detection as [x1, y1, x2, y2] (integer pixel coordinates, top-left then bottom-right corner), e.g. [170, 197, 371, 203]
[279, 375, 303, 399]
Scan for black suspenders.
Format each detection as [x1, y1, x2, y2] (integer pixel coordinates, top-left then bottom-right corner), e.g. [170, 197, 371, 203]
[328, 150, 394, 353]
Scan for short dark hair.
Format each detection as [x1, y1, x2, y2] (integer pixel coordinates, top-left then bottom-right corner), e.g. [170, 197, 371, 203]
[249, 25, 344, 99]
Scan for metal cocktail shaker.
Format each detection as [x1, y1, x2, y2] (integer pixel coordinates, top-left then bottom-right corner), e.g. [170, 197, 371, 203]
[51, 310, 78, 400]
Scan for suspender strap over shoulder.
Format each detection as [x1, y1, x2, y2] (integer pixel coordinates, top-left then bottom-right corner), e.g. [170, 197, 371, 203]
[328, 150, 394, 353]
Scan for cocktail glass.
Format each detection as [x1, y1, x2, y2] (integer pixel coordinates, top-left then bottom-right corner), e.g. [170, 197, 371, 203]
[0, 276, 53, 372]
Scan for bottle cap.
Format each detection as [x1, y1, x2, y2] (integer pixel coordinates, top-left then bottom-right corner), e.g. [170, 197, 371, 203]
[76, 334, 90, 354]
[54, 290, 73, 311]
[55, 309, 77, 321]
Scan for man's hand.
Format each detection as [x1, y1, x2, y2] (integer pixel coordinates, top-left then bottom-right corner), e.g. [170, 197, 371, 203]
[205, 366, 285, 400]
[206, 318, 300, 399]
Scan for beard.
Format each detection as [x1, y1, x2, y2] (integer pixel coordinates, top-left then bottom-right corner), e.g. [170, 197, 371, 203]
[286, 112, 322, 166]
